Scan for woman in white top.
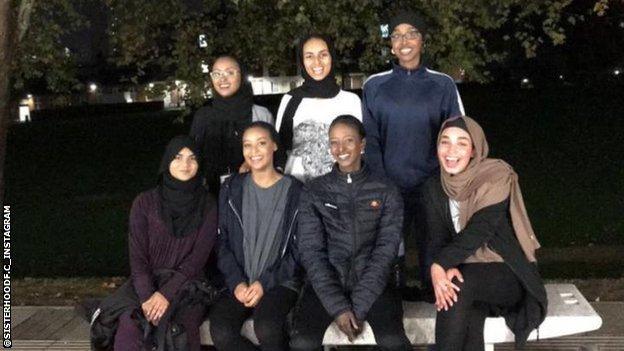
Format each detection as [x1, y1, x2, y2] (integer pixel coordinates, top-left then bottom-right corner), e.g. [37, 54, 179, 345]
[275, 34, 362, 182]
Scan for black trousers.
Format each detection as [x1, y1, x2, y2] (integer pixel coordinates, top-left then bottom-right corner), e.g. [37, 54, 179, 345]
[401, 186, 427, 285]
[289, 286, 411, 351]
[435, 263, 523, 351]
[208, 285, 298, 351]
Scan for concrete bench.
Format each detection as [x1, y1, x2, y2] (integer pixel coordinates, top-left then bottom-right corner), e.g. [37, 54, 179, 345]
[199, 284, 602, 350]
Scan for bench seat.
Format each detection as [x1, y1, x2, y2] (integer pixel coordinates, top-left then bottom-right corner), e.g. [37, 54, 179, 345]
[199, 284, 602, 350]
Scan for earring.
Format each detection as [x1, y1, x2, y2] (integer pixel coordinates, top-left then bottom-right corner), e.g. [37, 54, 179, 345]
[391, 49, 395, 55]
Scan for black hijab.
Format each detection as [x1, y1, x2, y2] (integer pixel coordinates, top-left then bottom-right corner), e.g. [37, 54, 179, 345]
[277, 34, 341, 165]
[158, 135, 206, 238]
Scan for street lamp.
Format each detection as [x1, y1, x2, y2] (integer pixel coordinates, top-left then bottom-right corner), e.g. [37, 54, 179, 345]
[89, 83, 98, 92]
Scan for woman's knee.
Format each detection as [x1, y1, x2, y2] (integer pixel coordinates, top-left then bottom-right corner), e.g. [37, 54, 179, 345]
[209, 318, 238, 344]
[114, 312, 143, 351]
[376, 332, 411, 351]
[253, 317, 285, 345]
[289, 331, 322, 351]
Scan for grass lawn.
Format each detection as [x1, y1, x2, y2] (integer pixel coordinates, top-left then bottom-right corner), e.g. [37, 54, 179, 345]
[5, 84, 624, 277]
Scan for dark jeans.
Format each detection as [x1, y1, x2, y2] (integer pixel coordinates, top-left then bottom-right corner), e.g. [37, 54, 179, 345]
[435, 263, 523, 351]
[290, 286, 411, 351]
[208, 285, 298, 351]
[401, 187, 427, 285]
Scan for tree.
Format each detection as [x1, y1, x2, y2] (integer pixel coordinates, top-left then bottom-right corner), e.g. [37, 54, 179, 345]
[106, 0, 220, 105]
[0, 0, 88, 205]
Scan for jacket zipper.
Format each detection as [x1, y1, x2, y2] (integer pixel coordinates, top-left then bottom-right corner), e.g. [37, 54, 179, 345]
[349, 175, 357, 287]
[281, 209, 299, 257]
[228, 199, 243, 229]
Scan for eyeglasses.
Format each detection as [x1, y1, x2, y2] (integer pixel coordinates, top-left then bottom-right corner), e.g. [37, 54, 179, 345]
[209, 69, 239, 80]
[390, 30, 422, 42]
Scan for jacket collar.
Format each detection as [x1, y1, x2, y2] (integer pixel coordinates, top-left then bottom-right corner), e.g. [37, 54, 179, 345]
[331, 162, 370, 184]
[392, 61, 427, 77]
[226, 172, 302, 215]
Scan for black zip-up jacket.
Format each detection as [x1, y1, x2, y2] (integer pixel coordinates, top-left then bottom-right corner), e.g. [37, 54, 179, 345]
[423, 176, 547, 348]
[298, 164, 403, 320]
[217, 173, 303, 294]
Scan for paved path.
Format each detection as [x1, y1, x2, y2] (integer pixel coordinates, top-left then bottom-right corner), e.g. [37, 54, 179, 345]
[7, 303, 624, 350]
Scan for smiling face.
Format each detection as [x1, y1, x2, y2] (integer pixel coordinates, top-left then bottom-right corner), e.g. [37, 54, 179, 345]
[391, 23, 423, 70]
[169, 147, 199, 181]
[302, 37, 332, 81]
[437, 127, 474, 175]
[242, 126, 278, 172]
[210, 57, 242, 98]
[329, 123, 365, 173]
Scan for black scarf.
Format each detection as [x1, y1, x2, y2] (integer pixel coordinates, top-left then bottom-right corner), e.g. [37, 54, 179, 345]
[157, 136, 206, 238]
[211, 75, 254, 123]
[200, 69, 255, 178]
[277, 34, 341, 167]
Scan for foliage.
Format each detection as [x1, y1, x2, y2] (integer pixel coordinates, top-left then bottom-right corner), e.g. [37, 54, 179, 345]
[105, 0, 576, 92]
[105, 0, 220, 105]
[9, 0, 623, 97]
[11, 0, 89, 94]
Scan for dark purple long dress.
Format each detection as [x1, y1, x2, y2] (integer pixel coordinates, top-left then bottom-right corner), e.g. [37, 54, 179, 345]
[114, 188, 217, 351]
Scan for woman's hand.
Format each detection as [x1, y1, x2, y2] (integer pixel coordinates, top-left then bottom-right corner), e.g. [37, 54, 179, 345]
[141, 292, 170, 325]
[446, 268, 464, 286]
[244, 281, 264, 308]
[430, 263, 461, 312]
[234, 282, 249, 304]
[334, 310, 361, 342]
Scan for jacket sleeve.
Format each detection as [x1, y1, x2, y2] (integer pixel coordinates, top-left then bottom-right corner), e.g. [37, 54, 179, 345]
[257, 213, 302, 291]
[434, 198, 509, 270]
[216, 182, 248, 293]
[443, 79, 465, 117]
[128, 195, 155, 303]
[362, 84, 386, 178]
[351, 185, 403, 320]
[298, 186, 351, 318]
[158, 198, 218, 301]
[423, 183, 453, 274]
[274, 94, 291, 169]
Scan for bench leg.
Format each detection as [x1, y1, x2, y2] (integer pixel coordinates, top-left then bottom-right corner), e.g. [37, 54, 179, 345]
[484, 344, 494, 351]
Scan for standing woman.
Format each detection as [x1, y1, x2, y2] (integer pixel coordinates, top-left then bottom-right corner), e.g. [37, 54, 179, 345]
[190, 55, 273, 195]
[95, 136, 218, 351]
[209, 122, 303, 351]
[276, 34, 362, 182]
[424, 116, 547, 350]
[291, 115, 410, 351]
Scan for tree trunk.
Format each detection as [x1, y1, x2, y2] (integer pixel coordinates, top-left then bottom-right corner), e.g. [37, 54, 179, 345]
[0, 0, 16, 207]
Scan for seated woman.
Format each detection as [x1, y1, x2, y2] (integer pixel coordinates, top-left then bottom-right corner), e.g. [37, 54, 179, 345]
[291, 115, 410, 351]
[424, 116, 548, 350]
[97, 136, 218, 351]
[209, 121, 303, 351]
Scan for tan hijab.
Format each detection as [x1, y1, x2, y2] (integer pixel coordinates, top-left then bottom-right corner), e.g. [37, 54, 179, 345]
[439, 116, 540, 262]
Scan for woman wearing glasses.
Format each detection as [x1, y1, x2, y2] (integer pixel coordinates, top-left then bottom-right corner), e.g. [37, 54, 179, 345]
[275, 34, 361, 182]
[190, 55, 273, 195]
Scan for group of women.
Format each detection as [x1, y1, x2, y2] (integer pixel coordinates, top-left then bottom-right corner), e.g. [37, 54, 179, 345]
[97, 32, 547, 351]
